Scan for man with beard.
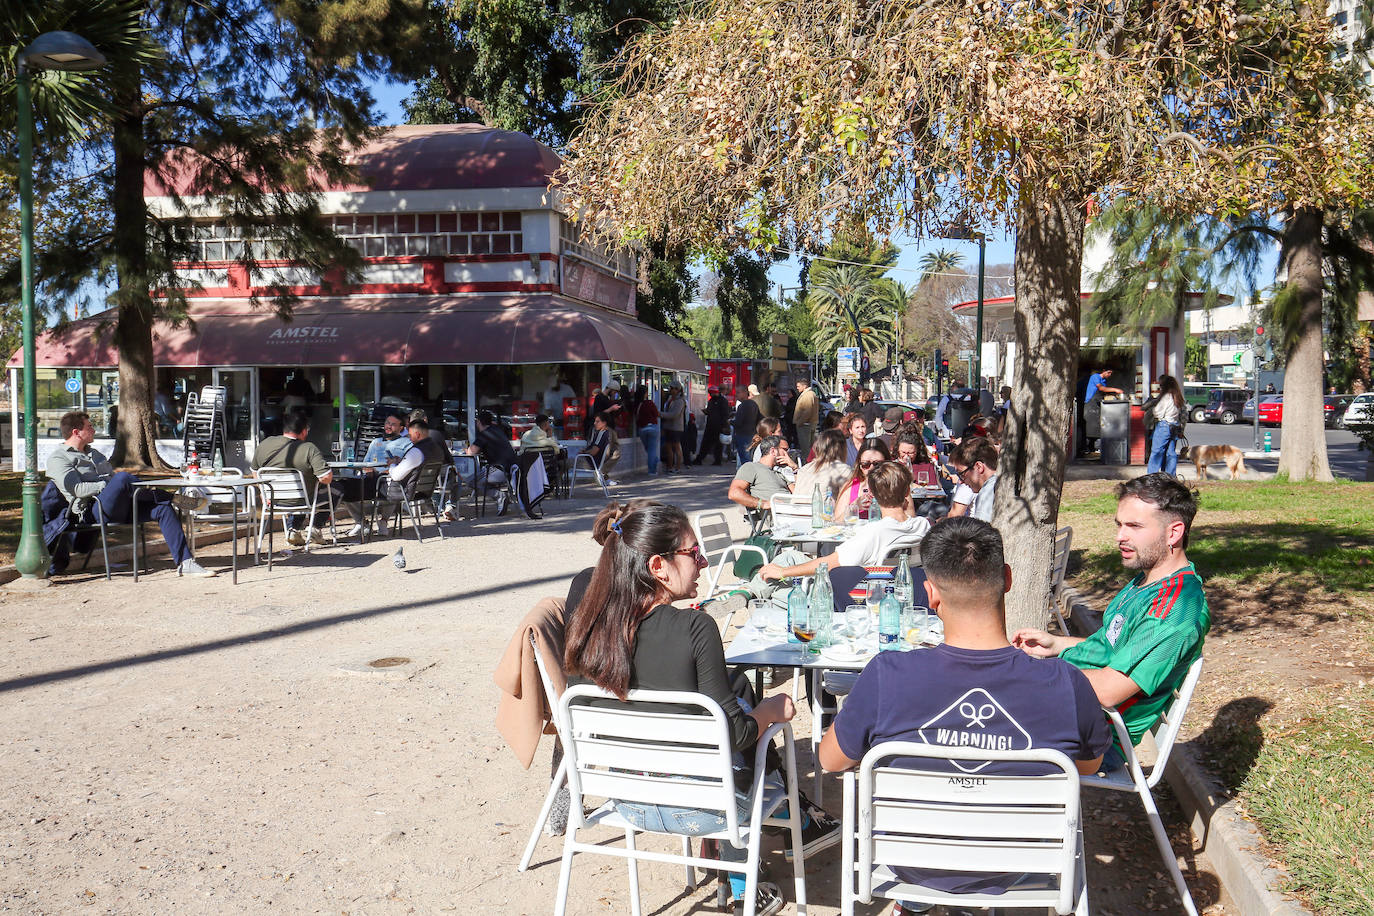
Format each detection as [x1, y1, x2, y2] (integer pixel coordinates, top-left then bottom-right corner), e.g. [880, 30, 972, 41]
[1012, 473, 1209, 771]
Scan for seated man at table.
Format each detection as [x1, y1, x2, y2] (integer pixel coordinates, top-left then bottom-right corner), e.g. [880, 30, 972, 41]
[582, 411, 621, 486]
[333, 410, 410, 536]
[947, 435, 999, 524]
[464, 409, 518, 515]
[251, 412, 334, 546]
[727, 434, 794, 515]
[819, 517, 1110, 910]
[1013, 473, 1209, 771]
[754, 461, 930, 591]
[368, 417, 446, 523]
[45, 410, 216, 577]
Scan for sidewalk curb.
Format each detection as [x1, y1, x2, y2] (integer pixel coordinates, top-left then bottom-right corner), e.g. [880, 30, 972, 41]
[1165, 746, 1312, 916]
[1062, 591, 1312, 916]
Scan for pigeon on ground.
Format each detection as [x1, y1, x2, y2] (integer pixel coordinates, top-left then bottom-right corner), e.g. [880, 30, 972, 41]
[392, 547, 406, 570]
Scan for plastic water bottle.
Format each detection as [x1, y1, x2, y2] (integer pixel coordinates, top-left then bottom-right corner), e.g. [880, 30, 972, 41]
[878, 586, 901, 651]
[895, 555, 913, 609]
[823, 489, 835, 522]
[811, 484, 824, 528]
[212, 448, 224, 478]
[787, 579, 809, 644]
[809, 562, 833, 648]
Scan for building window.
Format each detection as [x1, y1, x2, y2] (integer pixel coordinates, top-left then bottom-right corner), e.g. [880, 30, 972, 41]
[560, 218, 636, 280]
[185, 212, 523, 264]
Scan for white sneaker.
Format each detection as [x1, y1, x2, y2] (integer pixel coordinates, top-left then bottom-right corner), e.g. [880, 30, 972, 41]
[285, 528, 306, 547]
[178, 558, 217, 578]
[306, 527, 328, 545]
[604, 479, 619, 487]
[346, 522, 367, 539]
[494, 493, 509, 516]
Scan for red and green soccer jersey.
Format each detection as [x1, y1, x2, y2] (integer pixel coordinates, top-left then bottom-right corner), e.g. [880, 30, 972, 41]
[1061, 564, 1209, 748]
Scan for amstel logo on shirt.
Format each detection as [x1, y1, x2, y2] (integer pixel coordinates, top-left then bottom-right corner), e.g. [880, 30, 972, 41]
[917, 687, 1032, 773]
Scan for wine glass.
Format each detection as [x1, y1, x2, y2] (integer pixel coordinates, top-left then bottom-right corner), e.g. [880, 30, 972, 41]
[791, 616, 816, 662]
[865, 579, 884, 619]
[844, 604, 870, 651]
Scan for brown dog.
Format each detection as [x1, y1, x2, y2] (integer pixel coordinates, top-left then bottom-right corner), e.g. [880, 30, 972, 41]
[1181, 444, 1247, 480]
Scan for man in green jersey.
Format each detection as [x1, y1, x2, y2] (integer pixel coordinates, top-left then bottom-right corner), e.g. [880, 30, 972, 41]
[1013, 473, 1208, 769]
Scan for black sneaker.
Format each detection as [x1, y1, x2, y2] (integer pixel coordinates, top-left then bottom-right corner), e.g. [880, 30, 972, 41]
[781, 804, 840, 861]
[729, 880, 783, 916]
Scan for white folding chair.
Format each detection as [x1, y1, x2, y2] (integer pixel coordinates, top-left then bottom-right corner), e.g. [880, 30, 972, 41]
[187, 469, 256, 554]
[554, 684, 808, 916]
[568, 450, 611, 498]
[1050, 525, 1074, 634]
[253, 467, 323, 556]
[768, 492, 814, 531]
[1083, 656, 1204, 916]
[692, 510, 769, 605]
[841, 742, 1088, 916]
[518, 629, 568, 873]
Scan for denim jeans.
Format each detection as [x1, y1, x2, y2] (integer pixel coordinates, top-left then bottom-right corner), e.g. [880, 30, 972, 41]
[637, 424, 661, 474]
[1146, 422, 1178, 475]
[97, 471, 192, 565]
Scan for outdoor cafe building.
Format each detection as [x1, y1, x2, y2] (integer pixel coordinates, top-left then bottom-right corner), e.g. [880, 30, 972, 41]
[7, 124, 705, 472]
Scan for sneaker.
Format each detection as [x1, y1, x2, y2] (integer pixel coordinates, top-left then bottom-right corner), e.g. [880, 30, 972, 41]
[306, 527, 327, 545]
[440, 507, 456, 522]
[494, 492, 509, 516]
[781, 802, 841, 861]
[178, 558, 217, 578]
[604, 478, 619, 487]
[285, 528, 306, 547]
[172, 493, 209, 513]
[729, 880, 783, 916]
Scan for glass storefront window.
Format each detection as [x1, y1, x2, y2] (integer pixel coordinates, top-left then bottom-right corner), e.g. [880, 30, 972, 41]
[83, 370, 120, 437]
[32, 369, 82, 438]
[258, 367, 335, 451]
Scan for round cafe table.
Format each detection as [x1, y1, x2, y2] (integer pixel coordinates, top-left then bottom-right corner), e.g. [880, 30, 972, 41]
[131, 475, 275, 585]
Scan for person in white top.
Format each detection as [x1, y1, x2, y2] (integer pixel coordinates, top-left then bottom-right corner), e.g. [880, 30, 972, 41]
[1146, 374, 1185, 477]
[792, 429, 852, 516]
[757, 461, 931, 581]
[950, 436, 999, 524]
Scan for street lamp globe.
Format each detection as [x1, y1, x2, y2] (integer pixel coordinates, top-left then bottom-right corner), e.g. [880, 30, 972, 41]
[19, 31, 106, 72]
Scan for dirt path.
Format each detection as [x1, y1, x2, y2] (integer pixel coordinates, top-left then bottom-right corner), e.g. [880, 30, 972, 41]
[2, 470, 1231, 915]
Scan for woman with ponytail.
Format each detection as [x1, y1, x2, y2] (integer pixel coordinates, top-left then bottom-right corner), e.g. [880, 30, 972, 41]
[563, 500, 831, 914]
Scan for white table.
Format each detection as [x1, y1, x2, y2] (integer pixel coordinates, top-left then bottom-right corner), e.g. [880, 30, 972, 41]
[770, 524, 854, 548]
[132, 476, 274, 585]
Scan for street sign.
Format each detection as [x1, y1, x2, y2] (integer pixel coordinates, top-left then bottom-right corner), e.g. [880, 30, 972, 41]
[64, 377, 81, 394]
[957, 349, 973, 360]
[1231, 352, 1242, 365]
[836, 347, 859, 374]
[1240, 351, 1256, 371]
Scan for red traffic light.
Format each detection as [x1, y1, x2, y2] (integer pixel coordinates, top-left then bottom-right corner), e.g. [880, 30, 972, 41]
[940, 359, 949, 370]
[1255, 325, 1264, 336]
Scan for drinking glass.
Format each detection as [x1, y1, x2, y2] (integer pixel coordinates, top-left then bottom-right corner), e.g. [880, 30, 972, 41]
[791, 616, 816, 661]
[747, 598, 773, 633]
[865, 580, 884, 618]
[844, 604, 870, 650]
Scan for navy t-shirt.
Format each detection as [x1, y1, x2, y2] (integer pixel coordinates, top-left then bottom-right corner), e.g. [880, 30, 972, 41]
[833, 644, 1111, 895]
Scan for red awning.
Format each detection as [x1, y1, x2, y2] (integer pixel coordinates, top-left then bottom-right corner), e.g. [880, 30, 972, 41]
[9, 295, 706, 374]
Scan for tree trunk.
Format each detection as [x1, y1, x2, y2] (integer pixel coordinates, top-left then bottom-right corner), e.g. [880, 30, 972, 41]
[1277, 206, 1333, 482]
[995, 184, 1085, 635]
[108, 74, 167, 470]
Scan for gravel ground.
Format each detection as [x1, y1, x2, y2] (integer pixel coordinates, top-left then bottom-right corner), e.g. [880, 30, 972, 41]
[1, 467, 1229, 915]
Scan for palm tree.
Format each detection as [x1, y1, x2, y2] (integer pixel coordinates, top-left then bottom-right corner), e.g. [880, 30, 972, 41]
[807, 264, 896, 354]
[919, 248, 965, 280]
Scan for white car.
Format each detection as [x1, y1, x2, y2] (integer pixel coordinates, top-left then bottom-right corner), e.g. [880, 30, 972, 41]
[1344, 393, 1374, 428]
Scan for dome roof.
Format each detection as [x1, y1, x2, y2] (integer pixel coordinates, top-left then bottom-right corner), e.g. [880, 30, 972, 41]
[146, 124, 563, 197]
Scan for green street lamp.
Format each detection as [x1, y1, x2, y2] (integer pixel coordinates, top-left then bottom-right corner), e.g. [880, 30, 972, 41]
[14, 31, 107, 583]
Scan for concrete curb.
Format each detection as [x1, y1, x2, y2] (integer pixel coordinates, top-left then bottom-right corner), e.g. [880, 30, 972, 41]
[1165, 746, 1312, 916]
[1062, 591, 1312, 916]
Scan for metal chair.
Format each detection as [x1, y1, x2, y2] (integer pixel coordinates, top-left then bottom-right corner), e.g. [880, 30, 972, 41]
[187, 469, 256, 555]
[1083, 656, 1204, 916]
[841, 742, 1089, 915]
[1050, 525, 1074, 634]
[375, 460, 447, 542]
[553, 684, 808, 916]
[568, 450, 611, 499]
[254, 467, 324, 556]
[518, 627, 568, 873]
[768, 492, 814, 531]
[691, 510, 769, 603]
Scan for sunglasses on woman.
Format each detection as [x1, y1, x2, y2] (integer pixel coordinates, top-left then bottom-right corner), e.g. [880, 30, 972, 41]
[859, 459, 881, 469]
[663, 544, 708, 567]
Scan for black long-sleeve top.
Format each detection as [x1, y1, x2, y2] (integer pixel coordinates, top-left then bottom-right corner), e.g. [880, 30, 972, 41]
[567, 604, 758, 753]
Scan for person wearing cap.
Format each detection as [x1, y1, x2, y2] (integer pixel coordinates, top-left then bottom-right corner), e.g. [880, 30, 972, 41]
[692, 384, 730, 465]
[465, 409, 518, 515]
[731, 385, 762, 467]
[876, 405, 906, 451]
[660, 383, 687, 473]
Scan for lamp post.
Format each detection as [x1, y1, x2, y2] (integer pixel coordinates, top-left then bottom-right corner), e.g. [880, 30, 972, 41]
[13, 31, 107, 583]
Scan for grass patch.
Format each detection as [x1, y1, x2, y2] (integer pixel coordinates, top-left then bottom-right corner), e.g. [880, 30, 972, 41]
[1063, 479, 1374, 597]
[1240, 686, 1374, 914]
[0, 471, 22, 567]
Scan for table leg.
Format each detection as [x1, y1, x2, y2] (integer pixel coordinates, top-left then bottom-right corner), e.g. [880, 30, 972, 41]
[132, 488, 140, 582]
[265, 483, 274, 571]
[753, 667, 765, 699]
[230, 489, 239, 585]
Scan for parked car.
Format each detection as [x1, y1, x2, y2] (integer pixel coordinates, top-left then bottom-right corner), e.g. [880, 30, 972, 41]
[1325, 394, 1355, 429]
[1241, 395, 1279, 422]
[1344, 392, 1374, 429]
[1203, 387, 1254, 424]
[1182, 383, 1224, 424]
[1257, 396, 1284, 426]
